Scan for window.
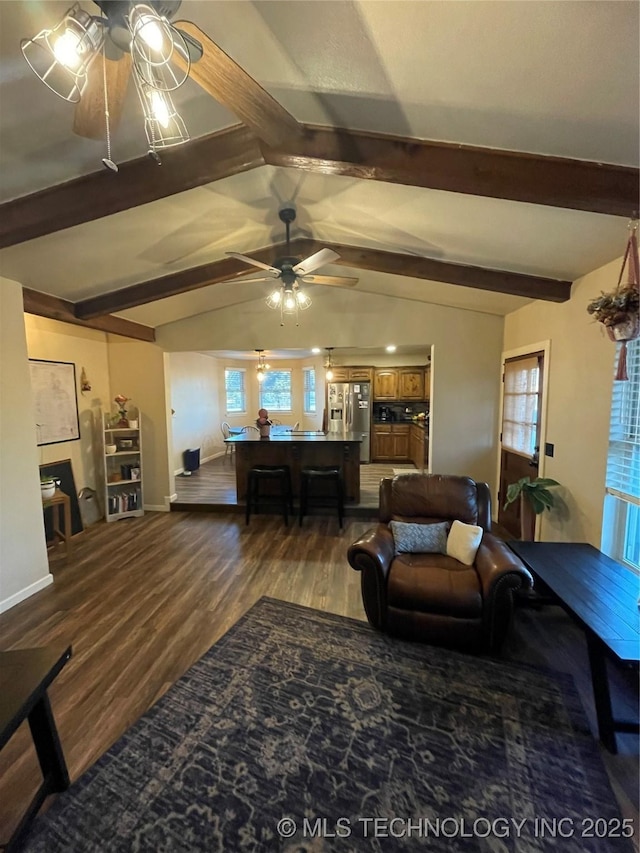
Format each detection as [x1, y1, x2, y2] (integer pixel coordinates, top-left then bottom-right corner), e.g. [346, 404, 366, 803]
[603, 340, 640, 571]
[502, 354, 541, 458]
[303, 367, 316, 413]
[259, 369, 292, 411]
[225, 368, 246, 413]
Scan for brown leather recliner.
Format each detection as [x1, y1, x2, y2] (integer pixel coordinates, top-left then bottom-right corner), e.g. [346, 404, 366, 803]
[347, 474, 533, 652]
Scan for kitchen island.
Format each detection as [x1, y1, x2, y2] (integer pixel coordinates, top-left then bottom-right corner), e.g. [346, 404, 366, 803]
[225, 431, 364, 502]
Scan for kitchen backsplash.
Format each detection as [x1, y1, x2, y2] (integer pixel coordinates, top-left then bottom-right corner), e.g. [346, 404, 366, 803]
[373, 401, 430, 421]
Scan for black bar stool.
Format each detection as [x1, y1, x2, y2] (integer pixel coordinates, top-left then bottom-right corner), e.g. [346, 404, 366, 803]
[246, 465, 293, 525]
[299, 465, 344, 528]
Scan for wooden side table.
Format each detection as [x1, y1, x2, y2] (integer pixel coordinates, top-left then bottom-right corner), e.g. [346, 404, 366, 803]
[43, 489, 71, 556]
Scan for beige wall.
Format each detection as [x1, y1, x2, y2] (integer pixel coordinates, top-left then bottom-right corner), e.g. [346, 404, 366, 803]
[0, 280, 51, 611]
[156, 288, 505, 491]
[106, 336, 173, 510]
[503, 257, 619, 545]
[168, 352, 222, 472]
[25, 314, 111, 499]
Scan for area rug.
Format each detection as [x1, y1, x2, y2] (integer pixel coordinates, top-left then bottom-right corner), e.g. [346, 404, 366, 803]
[23, 598, 633, 852]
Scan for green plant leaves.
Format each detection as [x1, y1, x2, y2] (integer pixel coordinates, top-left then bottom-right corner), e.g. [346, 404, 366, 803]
[503, 476, 560, 513]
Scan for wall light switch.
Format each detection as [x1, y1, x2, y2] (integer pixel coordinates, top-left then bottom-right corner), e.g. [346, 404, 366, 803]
[545, 442, 555, 458]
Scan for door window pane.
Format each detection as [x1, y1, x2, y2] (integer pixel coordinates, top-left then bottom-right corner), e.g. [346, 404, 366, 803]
[502, 355, 541, 458]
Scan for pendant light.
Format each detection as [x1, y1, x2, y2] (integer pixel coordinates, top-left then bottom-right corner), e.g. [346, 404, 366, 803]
[255, 349, 270, 383]
[325, 348, 335, 382]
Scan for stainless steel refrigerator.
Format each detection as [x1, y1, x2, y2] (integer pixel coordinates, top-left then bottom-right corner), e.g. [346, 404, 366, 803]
[327, 381, 371, 462]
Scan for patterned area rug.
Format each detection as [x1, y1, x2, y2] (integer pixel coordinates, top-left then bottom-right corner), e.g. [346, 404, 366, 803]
[24, 598, 632, 852]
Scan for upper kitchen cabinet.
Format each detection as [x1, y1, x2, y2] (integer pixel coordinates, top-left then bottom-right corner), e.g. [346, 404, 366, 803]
[398, 369, 424, 400]
[330, 367, 373, 382]
[423, 364, 431, 401]
[348, 367, 374, 382]
[373, 369, 399, 400]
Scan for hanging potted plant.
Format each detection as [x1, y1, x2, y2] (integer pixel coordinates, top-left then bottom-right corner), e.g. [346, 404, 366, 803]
[503, 477, 560, 541]
[586, 220, 639, 381]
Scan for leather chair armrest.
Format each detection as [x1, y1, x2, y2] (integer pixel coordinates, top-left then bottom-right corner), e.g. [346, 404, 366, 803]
[475, 532, 534, 597]
[347, 524, 395, 630]
[475, 532, 534, 652]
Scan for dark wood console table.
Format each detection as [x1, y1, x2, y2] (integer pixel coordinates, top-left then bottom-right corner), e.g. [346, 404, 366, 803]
[0, 645, 72, 851]
[508, 541, 639, 753]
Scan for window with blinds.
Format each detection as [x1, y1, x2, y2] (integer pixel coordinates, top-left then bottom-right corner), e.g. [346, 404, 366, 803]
[502, 355, 541, 458]
[303, 367, 316, 413]
[225, 368, 246, 413]
[604, 339, 640, 569]
[259, 370, 292, 411]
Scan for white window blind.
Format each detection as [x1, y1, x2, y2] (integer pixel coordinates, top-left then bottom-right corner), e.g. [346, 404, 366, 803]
[502, 355, 541, 458]
[303, 367, 316, 413]
[225, 368, 246, 413]
[606, 339, 640, 506]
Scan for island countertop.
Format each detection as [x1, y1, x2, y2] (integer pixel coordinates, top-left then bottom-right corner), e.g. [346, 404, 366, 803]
[227, 431, 363, 502]
[225, 431, 365, 443]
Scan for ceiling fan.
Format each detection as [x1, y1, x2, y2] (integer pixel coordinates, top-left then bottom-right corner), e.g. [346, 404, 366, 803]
[226, 206, 359, 325]
[21, 0, 300, 158]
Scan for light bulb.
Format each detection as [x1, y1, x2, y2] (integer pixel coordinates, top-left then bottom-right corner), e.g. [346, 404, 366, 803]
[269, 290, 281, 304]
[149, 90, 170, 128]
[284, 294, 296, 311]
[296, 291, 309, 306]
[257, 370, 265, 382]
[137, 16, 164, 52]
[326, 368, 334, 381]
[53, 29, 82, 68]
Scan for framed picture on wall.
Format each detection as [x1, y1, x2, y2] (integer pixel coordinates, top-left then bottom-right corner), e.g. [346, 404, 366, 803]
[29, 359, 80, 445]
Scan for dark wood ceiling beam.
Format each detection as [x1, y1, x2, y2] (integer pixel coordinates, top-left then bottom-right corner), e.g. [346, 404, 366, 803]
[74, 242, 291, 318]
[264, 126, 639, 218]
[23, 288, 155, 341]
[293, 239, 572, 302]
[0, 126, 264, 250]
[74, 237, 570, 318]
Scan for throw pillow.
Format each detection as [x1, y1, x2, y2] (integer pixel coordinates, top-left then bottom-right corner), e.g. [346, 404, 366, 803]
[390, 521, 449, 555]
[446, 519, 483, 565]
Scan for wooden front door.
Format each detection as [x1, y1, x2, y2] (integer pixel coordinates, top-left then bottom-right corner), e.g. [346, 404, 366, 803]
[498, 352, 544, 537]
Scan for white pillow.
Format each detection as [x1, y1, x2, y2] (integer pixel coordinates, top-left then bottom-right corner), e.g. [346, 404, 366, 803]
[390, 521, 449, 555]
[446, 520, 483, 565]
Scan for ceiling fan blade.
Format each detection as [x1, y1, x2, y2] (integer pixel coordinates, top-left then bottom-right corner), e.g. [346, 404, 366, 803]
[226, 252, 280, 275]
[73, 53, 132, 140]
[299, 275, 359, 287]
[236, 276, 282, 284]
[172, 21, 303, 148]
[293, 249, 340, 275]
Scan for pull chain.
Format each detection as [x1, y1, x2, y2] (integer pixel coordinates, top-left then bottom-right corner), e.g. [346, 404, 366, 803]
[101, 49, 118, 172]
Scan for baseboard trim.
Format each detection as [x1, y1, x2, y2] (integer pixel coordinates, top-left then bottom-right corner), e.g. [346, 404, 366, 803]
[0, 572, 54, 614]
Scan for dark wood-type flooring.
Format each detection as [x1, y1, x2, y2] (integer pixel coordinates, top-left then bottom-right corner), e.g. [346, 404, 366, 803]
[0, 507, 638, 847]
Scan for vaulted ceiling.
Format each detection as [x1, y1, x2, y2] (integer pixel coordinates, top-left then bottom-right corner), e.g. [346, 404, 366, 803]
[1, 0, 638, 343]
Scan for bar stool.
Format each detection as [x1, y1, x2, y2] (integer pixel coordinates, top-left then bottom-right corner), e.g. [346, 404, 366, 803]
[299, 465, 344, 528]
[246, 465, 293, 525]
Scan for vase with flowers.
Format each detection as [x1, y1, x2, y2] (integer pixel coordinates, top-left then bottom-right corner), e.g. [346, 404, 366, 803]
[256, 408, 272, 438]
[114, 394, 130, 427]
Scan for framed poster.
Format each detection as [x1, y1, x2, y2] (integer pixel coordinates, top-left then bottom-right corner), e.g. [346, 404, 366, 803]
[29, 359, 80, 445]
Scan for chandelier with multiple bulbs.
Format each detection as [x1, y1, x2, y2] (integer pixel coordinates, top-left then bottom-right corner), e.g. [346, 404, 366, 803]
[255, 349, 270, 383]
[21, 1, 195, 165]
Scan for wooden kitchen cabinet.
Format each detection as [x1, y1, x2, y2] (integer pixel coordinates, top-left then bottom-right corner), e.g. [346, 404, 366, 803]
[373, 369, 399, 400]
[423, 365, 431, 400]
[372, 424, 394, 460]
[328, 367, 350, 382]
[348, 367, 373, 381]
[398, 369, 424, 400]
[410, 424, 425, 469]
[372, 423, 410, 461]
[392, 424, 410, 459]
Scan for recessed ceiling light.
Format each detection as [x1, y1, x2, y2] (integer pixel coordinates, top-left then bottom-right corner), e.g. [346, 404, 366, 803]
[386, 345, 397, 353]
[311, 347, 321, 354]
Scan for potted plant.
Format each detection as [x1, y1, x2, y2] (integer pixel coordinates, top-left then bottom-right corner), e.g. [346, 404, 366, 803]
[40, 476, 56, 501]
[503, 476, 560, 541]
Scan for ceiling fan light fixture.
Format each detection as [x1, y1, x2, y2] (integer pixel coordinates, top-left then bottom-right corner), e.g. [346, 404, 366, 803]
[128, 3, 191, 90]
[133, 61, 189, 148]
[21, 3, 105, 102]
